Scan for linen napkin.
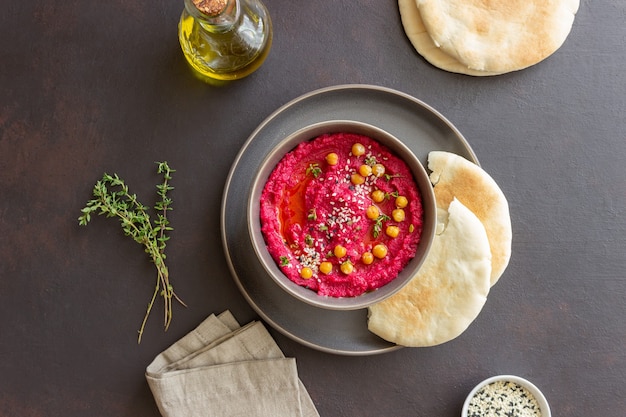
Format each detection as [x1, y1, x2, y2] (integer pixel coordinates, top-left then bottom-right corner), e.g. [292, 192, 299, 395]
[146, 311, 320, 417]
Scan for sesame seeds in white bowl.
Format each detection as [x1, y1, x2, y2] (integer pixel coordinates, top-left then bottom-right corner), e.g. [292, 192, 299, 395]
[461, 375, 550, 417]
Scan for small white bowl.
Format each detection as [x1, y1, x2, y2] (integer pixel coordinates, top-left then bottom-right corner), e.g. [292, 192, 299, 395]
[461, 375, 551, 417]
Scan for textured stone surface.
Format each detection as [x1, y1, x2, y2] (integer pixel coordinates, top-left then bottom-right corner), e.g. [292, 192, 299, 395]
[0, 0, 625, 416]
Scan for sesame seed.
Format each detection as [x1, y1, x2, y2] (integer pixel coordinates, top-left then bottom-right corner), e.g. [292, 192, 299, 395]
[467, 381, 542, 417]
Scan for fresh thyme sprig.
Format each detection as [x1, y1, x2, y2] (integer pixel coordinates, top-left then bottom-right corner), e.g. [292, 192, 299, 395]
[306, 163, 322, 178]
[372, 214, 391, 238]
[78, 162, 186, 343]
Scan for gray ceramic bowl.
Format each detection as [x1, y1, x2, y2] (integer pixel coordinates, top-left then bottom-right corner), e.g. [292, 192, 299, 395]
[247, 120, 436, 310]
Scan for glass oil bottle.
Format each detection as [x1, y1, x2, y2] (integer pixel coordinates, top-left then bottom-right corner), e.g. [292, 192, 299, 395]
[178, 0, 273, 81]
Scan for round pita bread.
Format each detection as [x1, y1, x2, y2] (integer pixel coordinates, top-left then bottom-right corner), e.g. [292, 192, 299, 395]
[398, 0, 503, 76]
[368, 198, 491, 347]
[428, 151, 511, 286]
[399, 0, 579, 75]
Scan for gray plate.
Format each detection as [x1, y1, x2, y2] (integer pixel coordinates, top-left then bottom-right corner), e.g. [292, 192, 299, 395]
[221, 84, 478, 355]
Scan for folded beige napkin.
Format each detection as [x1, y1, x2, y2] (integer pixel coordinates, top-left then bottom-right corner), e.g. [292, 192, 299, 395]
[146, 311, 320, 417]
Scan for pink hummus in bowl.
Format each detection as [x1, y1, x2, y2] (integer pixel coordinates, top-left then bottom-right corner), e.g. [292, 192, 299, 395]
[248, 121, 436, 310]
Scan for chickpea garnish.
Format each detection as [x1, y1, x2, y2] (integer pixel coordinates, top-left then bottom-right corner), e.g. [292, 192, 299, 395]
[300, 267, 313, 279]
[325, 152, 339, 166]
[340, 261, 354, 275]
[395, 195, 408, 208]
[366, 205, 380, 220]
[352, 143, 366, 156]
[392, 208, 405, 222]
[319, 261, 333, 275]
[351, 173, 365, 185]
[358, 164, 372, 177]
[372, 244, 388, 259]
[385, 225, 400, 238]
[372, 163, 386, 177]
[362, 251, 374, 265]
[371, 189, 385, 203]
[334, 244, 347, 258]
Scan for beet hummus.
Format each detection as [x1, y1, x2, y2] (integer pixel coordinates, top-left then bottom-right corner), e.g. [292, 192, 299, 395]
[260, 132, 424, 297]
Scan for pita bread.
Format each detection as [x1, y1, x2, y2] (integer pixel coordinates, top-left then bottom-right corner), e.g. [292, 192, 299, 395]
[368, 198, 491, 347]
[398, 0, 503, 76]
[399, 0, 579, 75]
[428, 151, 511, 286]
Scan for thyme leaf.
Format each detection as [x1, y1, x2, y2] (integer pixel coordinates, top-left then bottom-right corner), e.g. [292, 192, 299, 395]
[384, 173, 401, 181]
[382, 190, 399, 200]
[364, 155, 377, 166]
[372, 214, 391, 238]
[306, 163, 322, 178]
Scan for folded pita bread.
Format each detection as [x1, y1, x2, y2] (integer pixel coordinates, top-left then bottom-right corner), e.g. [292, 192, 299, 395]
[428, 151, 511, 286]
[399, 0, 579, 75]
[368, 198, 491, 347]
[398, 0, 503, 76]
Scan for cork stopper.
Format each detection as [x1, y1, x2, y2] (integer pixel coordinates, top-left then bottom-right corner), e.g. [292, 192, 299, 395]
[193, 0, 228, 16]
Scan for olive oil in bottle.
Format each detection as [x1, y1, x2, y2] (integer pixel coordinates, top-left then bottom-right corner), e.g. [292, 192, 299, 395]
[178, 0, 272, 81]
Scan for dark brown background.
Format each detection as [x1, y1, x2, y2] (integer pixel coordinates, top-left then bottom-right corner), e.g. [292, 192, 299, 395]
[1, 0, 625, 416]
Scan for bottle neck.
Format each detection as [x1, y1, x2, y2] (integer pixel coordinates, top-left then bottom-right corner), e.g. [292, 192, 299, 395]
[184, 0, 240, 30]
